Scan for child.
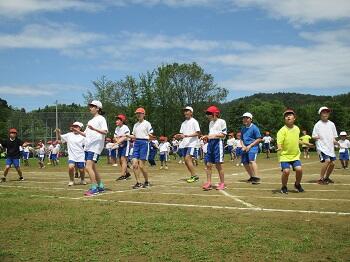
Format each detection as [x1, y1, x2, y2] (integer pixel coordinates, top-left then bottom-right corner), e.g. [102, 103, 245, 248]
[241, 112, 262, 184]
[177, 139, 185, 164]
[226, 132, 236, 161]
[175, 106, 201, 183]
[37, 141, 46, 168]
[105, 138, 113, 164]
[202, 137, 208, 166]
[22, 143, 32, 166]
[262, 131, 273, 159]
[338, 131, 350, 169]
[47, 141, 54, 165]
[114, 114, 132, 181]
[159, 136, 171, 169]
[51, 141, 60, 166]
[127, 107, 153, 189]
[300, 130, 312, 159]
[234, 132, 243, 167]
[74, 100, 108, 196]
[202, 106, 227, 190]
[277, 109, 307, 194]
[312, 106, 338, 184]
[0, 128, 29, 182]
[56, 122, 86, 186]
[148, 136, 159, 167]
[171, 137, 179, 160]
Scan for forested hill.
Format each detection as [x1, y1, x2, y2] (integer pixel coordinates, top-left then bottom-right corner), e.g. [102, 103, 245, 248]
[220, 92, 350, 135]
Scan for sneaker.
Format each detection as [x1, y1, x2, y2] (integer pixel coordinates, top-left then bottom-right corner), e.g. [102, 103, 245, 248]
[142, 181, 151, 188]
[187, 176, 199, 183]
[19, 176, 24, 181]
[165, 166, 168, 170]
[240, 163, 244, 166]
[294, 183, 304, 193]
[324, 177, 334, 184]
[80, 180, 87, 185]
[236, 164, 239, 167]
[317, 178, 327, 185]
[132, 182, 143, 189]
[216, 183, 225, 190]
[160, 166, 163, 170]
[178, 160, 182, 164]
[280, 186, 288, 194]
[247, 177, 254, 183]
[124, 173, 132, 180]
[84, 188, 99, 196]
[116, 175, 126, 181]
[251, 177, 261, 185]
[202, 182, 212, 191]
[68, 181, 74, 186]
[0, 177, 6, 183]
[112, 164, 118, 167]
[97, 186, 105, 193]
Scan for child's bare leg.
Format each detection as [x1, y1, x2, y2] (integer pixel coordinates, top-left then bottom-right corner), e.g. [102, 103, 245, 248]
[281, 169, 290, 187]
[295, 166, 303, 185]
[216, 163, 224, 183]
[206, 163, 212, 183]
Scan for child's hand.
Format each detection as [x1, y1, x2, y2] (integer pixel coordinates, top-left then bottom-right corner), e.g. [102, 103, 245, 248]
[87, 125, 95, 131]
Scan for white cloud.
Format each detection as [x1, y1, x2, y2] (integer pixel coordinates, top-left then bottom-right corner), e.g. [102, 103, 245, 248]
[0, 0, 101, 18]
[232, 0, 350, 24]
[0, 23, 103, 49]
[0, 84, 86, 97]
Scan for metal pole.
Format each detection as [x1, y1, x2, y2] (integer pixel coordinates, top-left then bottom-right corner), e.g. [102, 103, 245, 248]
[55, 100, 58, 140]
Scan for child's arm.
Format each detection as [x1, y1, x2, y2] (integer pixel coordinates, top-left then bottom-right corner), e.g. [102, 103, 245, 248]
[71, 127, 86, 137]
[243, 138, 262, 152]
[87, 125, 107, 135]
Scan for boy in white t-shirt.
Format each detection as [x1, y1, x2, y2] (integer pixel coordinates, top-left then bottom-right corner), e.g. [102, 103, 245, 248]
[262, 131, 273, 159]
[225, 132, 236, 161]
[338, 131, 350, 169]
[56, 122, 86, 186]
[175, 106, 201, 183]
[312, 106, 339, 184]
[159, 136, 171, 170]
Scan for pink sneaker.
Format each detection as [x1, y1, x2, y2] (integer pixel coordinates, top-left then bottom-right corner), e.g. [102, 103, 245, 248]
[202, 182, 212, 191]
[216, 183, 226, 190]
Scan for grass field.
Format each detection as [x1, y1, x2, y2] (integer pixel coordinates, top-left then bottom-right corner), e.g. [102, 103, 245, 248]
[0, 153, 349, 261]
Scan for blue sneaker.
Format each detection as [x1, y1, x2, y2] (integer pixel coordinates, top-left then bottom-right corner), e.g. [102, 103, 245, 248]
[97, 187, 105, 193]
[84, 187, 99, 196]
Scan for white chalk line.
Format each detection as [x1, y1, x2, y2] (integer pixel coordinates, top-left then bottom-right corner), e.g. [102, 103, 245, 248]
[0, 184, 85, 191]
[219, 190, 256, 208]
[23, 194, 350, 216]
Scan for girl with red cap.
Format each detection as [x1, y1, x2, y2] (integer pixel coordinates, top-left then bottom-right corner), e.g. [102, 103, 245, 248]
[202, 106, 227, 191]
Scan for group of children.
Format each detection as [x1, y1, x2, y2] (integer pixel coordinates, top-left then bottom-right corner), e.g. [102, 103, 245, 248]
[0, 102, 349, 196]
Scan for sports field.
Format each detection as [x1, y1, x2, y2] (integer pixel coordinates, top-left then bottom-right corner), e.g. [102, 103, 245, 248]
[0, 153, 349, 261]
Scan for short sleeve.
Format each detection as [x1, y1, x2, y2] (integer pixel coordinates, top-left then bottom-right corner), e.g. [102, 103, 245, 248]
[254, 126, 262, 139]
[180, 123, 184, 134]
[148, 122, 153, 134]
[60, 133, 69, 143]
[312, 123, 318, 138]
[194, 120, 200, 132]
[101, 117, 108, 132]
[332, 123, 338, 138]
[221, 120, 227, 135]
[277, 129, 285, 145]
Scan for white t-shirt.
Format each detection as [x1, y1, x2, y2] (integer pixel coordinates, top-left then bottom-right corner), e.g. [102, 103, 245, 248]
[172, 140, 179, 147]
[52, 144, 60, 154]
[159, 142, 171, 153]
[338, 139, 350, 153]
[38, 145, 46, 155]
[180, 118, 200, 148]
[105, 142, 114, 150]
[263, 136, 272, 144]
[178, 139, 184, 149]
[234, 139, 243, 148]
[48, 144, 54, 152]
[84, 115, 108, 154]
[114, 125, 131, 138]
[132, 120, 153, 139]
[312, 120, 338, 157]
[61, 132, 86, 162]
[209, 118, 227, 136]
[203, 143, 208, 154]
[227, 138, 235, 146]
[23, 146, 30, 153]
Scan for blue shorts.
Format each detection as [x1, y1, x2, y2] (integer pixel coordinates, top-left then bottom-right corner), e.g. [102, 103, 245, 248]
[183, 147, 198, 157]
[339, 150, 349, 161]
[23, 152, 30, 160]
[263, 143, 270, 150]
[280, 160, 302, 170]
[173, 146, 178, 153]
[132, 139, 150, 161]
[68, 160, 85, 169]
[177, 148, 184, 158]
[205, 139, 224, 164]
[148, 149, 157, 161]
[241, 151, 258, 165]
[159, 153, 168, 162]
[319, 151, 336, 162]
[227, 145, 233, 154]
[235, 147, 243, 157]
[111, 149, 117, 159]
[85, 151, 100, 163]
[6, 158, 20, 168]
[50, 154, 58, 161]
[117, 142, 130, 158]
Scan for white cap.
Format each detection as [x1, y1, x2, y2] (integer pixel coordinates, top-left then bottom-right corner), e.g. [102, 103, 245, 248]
[242, 112, 253, 119]
[340, 131, 347, 136]
[72, 122, 84, 128]
[183, 106, 193, 113]
[89, 100, 103, 109]
[318, 106, 330, 114]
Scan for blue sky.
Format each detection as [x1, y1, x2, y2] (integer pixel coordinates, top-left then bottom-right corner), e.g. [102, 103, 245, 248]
[0, 0, 349, 111]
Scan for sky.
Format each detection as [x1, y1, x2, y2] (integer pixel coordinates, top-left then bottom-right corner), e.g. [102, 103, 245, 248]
[0, 0, 349, 111]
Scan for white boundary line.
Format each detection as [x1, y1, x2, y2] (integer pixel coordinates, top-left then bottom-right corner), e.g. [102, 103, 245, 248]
[219, 190, 256, 208]
[25, 194, 350, 216]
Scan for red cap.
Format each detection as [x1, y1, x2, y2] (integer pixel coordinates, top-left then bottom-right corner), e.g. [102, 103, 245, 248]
[135, 107, 146, 114]
[206, 105, 220, 114]
[116, 114, 127, 123]
[9, 128, 17, 133]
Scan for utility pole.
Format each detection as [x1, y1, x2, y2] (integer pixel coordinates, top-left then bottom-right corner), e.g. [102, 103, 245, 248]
[55, 100, 58, 140]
